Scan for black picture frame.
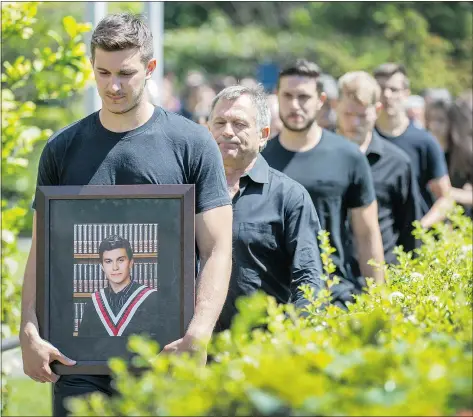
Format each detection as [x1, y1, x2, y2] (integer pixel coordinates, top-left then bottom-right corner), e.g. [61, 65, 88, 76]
[35, 185, 195, 375]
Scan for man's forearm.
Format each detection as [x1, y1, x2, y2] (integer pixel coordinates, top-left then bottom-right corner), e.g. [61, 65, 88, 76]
[420, 196, 454, 229]
[356, 232, 385, 284]
[20, 241, 41, 345]
[185, 250, 231, 343]
[450, 187, 473, 207]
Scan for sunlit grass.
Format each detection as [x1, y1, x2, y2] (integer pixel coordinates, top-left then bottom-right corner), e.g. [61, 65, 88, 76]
[4, 377, 51, 416]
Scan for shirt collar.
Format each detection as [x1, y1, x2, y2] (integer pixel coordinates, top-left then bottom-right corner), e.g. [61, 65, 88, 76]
[106, 280, 134, 298]
[241, 154, 269, 184]
[366, 131, 385, 157]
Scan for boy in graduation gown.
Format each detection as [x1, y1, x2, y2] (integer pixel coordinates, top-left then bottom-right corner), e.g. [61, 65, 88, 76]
[79, 235, 159, 337]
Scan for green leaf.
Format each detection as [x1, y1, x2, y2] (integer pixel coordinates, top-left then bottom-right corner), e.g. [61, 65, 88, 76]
[63, 16, 78, 39]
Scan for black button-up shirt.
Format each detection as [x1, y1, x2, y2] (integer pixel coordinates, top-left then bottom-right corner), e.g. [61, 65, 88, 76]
[351, 132, 422, 268]
[216, 155, 324, 331]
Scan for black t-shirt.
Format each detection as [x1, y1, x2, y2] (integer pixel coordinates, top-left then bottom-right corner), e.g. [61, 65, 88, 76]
[375, 122, 448, 216]
[32, 106, 231, 213]
[361, 132, 421, 265]
[262, 130, 376, 284]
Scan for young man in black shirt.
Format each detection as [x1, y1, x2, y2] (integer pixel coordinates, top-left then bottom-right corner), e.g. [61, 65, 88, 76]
[373, 63, 452, 228]
[207, 84, 324, 330]
[20, 13, 232, 416]
[336, 71, 422, 265]
[263, 59, 385, 308]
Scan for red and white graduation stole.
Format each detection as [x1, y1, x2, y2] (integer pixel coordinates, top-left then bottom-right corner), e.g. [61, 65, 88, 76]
[92, 285, 156, 336]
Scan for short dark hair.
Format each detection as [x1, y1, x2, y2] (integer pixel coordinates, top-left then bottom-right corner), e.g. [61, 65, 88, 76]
[277, 59, 322, 90]
[99, 235, 133, 263]
[91, 12, 153, 65]
[373, 62, 410, 89]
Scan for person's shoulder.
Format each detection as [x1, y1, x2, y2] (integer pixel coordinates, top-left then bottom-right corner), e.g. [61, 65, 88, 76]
[322, 130, 370, 175]
[404, 123, 438, 145]
[263, 135, 281, 153]
[379, 137, 412, 166]
[91, 289, 101, 298]
[322, 129, 364, 157]
[140, 286, 159, 304]
[45, 112, 96, 149]
[267, 165, 312, 202]
[157, 107, 213, 146]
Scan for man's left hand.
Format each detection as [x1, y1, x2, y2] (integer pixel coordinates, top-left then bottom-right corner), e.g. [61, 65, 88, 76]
[161, 334, 208, 366]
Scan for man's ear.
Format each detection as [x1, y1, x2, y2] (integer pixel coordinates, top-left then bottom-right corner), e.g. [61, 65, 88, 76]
[375, 101, 383, 115]
[146, 59, 157, 79]
[318, 92, 327, 110]
[259, 126, 270, 151]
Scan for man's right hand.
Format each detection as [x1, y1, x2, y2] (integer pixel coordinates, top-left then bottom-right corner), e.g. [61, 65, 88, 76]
[21, 336, 76, 383]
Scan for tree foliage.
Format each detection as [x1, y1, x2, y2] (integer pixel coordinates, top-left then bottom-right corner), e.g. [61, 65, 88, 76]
[163, 3, 472, 95]
[70, 207, 472, 416]
[1, 2, 92, 411]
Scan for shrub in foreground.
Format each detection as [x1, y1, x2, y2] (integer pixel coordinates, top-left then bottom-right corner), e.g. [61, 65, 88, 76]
[69, 208, 473, 416]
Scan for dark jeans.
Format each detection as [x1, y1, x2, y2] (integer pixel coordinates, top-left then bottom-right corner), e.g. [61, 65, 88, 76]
[53, 375, 114, 416]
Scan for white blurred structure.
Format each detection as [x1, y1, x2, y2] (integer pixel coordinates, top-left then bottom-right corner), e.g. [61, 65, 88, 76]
[85, 2, 107, 114]
[405, 95, 426, 129]
[267, 94, 283, 139]
[144, 2, 164, 107]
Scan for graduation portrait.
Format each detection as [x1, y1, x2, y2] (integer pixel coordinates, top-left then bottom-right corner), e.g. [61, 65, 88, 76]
[73, 225, 159, 337]
[35, 184, 195, 374]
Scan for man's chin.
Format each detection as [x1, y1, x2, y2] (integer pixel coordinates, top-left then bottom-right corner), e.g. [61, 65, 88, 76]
[107, 106, 133, 115]
[104, 101, 139, 115]
[221, 150, 239, 160]
[281, 119, 315, 133]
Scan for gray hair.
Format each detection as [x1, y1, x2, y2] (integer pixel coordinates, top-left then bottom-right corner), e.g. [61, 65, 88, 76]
[209, 84, 271, 131]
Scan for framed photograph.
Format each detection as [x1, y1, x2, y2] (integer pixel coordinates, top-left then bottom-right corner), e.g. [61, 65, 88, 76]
[35, 185, 195, 375]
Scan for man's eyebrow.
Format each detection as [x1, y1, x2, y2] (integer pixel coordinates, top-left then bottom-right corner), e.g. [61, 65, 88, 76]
[96, 67, 137, 72]
[103, 255, 126, 260]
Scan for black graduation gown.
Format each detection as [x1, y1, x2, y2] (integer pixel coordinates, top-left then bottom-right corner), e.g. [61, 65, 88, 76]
[78, 281, 160, 337]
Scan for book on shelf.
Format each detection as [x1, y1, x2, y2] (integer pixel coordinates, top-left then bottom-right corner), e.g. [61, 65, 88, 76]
[73, 301, 87, 333]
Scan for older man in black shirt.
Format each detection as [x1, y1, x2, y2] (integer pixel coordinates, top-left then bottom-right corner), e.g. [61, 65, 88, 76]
[336, 71, 422, 266]
[207, 84, 324, 331]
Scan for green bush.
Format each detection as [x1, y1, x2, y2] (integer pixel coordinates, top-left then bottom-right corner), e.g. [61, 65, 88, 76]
[70, 207, 472, 416]
[1, 2, 91, 412]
